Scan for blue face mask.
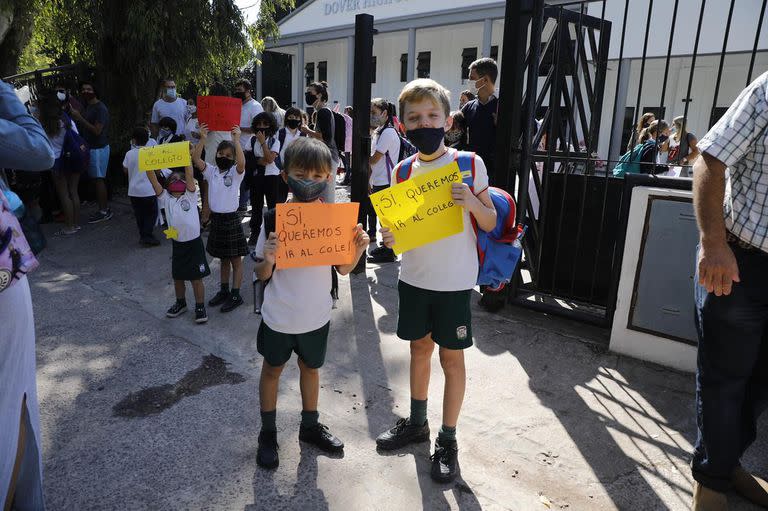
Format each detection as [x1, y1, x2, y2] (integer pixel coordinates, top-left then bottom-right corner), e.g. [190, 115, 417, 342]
[287, 175, 328, 202]
[159, 128, 172, 139]
[166, 87, 177, 100]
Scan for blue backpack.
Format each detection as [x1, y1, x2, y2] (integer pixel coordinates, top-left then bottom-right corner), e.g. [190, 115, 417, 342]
[613, 140, 653, 177]
[395, 151, 525, 290]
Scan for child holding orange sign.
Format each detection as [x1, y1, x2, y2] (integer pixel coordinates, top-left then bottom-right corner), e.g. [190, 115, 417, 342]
[252, 137, 368, 469]
[375, 79, 497, 484]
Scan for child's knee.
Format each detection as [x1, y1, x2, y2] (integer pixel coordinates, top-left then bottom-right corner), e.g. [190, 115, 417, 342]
[261, 362, 284, 379]
[410, 338, 434, 359]
[439, 349, 465, 372]
[297, 358, 319, 374]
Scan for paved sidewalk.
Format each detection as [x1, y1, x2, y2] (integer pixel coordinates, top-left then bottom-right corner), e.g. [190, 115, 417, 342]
[30, 197, 767, 510]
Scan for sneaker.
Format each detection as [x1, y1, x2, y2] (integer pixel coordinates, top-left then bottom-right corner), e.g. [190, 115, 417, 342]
[369, 244, 387, 255]
[368, 248, 396, 263]
[88, 208, 113, 224]
[376, 418, 430, 451]
[54, 227, 78, 236]
[256, 430, 279, 469]
[299, 423, 344, 453]
[220, 294, 244, 313]
[166, 301, 187, 318]
[208, 290, 229, 307]
[430, 438, 459, 483]
[194, 306, 208, 324]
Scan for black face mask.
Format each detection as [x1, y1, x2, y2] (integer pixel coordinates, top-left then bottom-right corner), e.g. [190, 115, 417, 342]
[215, 156, 234, 170]
[305, 92, 317, 105]
[286, 118, 301, 129]
[233, 91, 246, 102]
[405, 127, 445, 155]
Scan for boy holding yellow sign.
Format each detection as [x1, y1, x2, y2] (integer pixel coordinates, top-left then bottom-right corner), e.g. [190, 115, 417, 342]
[252, 138, 368, 469]
[375, 79, 497, 484]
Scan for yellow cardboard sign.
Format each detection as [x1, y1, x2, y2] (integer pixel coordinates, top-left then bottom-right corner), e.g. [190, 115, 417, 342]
[370, 162, 463, 254]
[138, 142, 191, 172]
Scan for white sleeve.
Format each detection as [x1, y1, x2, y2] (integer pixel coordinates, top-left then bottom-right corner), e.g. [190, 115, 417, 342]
[158, 190, 169, 206]
[150, 101, 160, 123]
[202, 163, 214, 181]
[122, 152, 130, 168]
[472, 154, 490, 195]
[270, 137, 281, 155]
[254, 222, 267, 259]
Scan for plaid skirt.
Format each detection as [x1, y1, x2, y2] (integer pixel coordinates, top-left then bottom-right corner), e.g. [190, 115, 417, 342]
[206, 212, 248, 258]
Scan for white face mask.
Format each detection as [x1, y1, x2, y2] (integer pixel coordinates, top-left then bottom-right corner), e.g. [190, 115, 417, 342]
[56, 91, 67, 102]
[187, 105, 197, 115]
[470, 77, 486, 95]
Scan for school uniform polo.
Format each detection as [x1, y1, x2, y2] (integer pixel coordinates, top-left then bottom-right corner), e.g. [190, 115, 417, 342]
[159, 189, 211, 281]
[203, 163, 244, 213]
[391, 148, 490, 349]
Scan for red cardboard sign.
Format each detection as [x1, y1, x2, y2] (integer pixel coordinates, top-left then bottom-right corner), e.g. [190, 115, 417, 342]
[197, 95, 241, 131]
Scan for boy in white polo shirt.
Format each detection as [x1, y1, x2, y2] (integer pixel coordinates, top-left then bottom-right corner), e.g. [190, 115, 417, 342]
[146, 163, 211, 324]
[252, 137, 369, 470]
[375, 79, 497, 484]
[123, 126, 160, 247]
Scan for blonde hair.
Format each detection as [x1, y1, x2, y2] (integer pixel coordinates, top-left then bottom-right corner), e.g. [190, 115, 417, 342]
[398, 79, 451, 119]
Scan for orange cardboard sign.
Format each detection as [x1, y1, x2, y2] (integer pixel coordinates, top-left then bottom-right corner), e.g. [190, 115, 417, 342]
[275, 202, 360, 269]
[197, 95, 241, 131]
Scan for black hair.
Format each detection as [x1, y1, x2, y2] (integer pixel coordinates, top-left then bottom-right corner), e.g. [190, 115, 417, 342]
[78, 80, 99, 98]
[371, 97, 395, 134]
[251, 111, 277, 137]
[209, 81, 228, 97]
[158, 116, 177, 133]
[284, 107, 302, 120]
[460, 90, 476, 101]
[469, 58, 498, 83]
[216, 140, 236, 155]
[283, 137, 332, 175]
[308, 81, 329, 102]
[132, 125, 150, 146]
[235, 78, 252, 91]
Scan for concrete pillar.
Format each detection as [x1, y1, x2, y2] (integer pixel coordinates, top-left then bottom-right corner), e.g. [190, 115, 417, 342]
[346, 36, 354, 108]
[608, 58, 631, 164]
[255, 52, 263, 101]
[407, 28, 416, 82]
[482, 18, 493, 58]
[296, 43, 305, 108]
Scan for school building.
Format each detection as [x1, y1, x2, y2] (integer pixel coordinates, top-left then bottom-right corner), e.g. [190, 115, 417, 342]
[260, 0, 768, 163]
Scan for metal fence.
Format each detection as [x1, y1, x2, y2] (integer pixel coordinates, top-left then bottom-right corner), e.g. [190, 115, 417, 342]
[496, 0, 766, 326]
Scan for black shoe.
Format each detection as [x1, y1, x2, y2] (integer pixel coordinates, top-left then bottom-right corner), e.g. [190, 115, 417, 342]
[430, 437, 459, 483]
[376, 418, 430, 451]
[208, 290, 229, 306]
[248, 234, 258, 247]
[194, 306, 208, 324]
[370, 244, 387, 255]
[368, 248, 396, 263]
[88, 208, 112, 224]
[140, 236, 161, 247]
[220, 294, 244, 313]
[299, 423, 344, 453]
[256, 430, 279, 469]
[166, 301, 187, 318]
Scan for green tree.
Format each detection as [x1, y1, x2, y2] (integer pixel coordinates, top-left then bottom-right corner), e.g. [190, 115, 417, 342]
[7, 0, 293, 146]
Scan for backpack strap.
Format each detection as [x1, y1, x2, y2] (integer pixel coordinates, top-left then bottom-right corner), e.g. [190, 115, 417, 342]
[454, 151, 476, 193]
[278, 128, 286, 149]
[395, 154, 418, 184]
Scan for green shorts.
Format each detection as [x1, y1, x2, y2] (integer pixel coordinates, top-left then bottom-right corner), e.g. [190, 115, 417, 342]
[397, 280, 473, 350]
[257, 321, 330, 369]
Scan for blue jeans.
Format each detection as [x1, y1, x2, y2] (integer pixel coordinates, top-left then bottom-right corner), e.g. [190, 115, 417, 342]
[692, 242, 768, 491]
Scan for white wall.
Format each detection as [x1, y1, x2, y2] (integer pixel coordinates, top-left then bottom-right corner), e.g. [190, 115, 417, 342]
[588, 0, 768, 60]
[303, 39, 350, 107]
[596, 52, 768, 159]
[281, 0, 502, 36]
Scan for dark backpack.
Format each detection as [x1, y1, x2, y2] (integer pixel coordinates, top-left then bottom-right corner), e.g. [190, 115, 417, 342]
[331, 111, 346, 153]
[60, 113, 90, 173]
[274, 128, 306, 171]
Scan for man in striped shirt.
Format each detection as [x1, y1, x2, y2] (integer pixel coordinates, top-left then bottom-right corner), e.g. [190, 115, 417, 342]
[692, 71, 768, 510]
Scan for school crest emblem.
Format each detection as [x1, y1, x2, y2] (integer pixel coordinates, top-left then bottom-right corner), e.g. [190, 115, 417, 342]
[456, 325, 468, 340]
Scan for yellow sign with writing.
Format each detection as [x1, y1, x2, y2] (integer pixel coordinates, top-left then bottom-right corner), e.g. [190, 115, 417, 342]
[370, 162, 464, 254]
[138, 142, 191, 172]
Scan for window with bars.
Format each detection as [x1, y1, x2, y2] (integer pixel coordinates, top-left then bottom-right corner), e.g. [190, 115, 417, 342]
[305, 63, 314, 86]
[372, 56, 377, 84]
[491, 45, 499, 62]
[317, 61, 327, 83]
[400, 53, 408, 82]
[461, 48, 478, 80]
[417, 51, 431, 79]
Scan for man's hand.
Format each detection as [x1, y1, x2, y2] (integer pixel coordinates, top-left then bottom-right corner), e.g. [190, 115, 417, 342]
[263, 232, 278, 265]
[352, 224, 370, 255]
[698, 241, 740, 296]
[199, 123, 209, 140]
[380, 226, 395, 249]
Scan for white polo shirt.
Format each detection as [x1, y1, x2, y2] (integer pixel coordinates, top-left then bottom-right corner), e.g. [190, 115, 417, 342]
[151, 98, 188, 135]
[123, 147, 155, 198]
[240, 98, 264, 146]
[254, 221, 332, 334]
[158, 189, 200, 242]
[279, 128, 303, 163]
[394, 148, 490, 292]
[249, 135, 282, 176]
[370, 127, 401, 187]
[202, 163, 244, 213]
